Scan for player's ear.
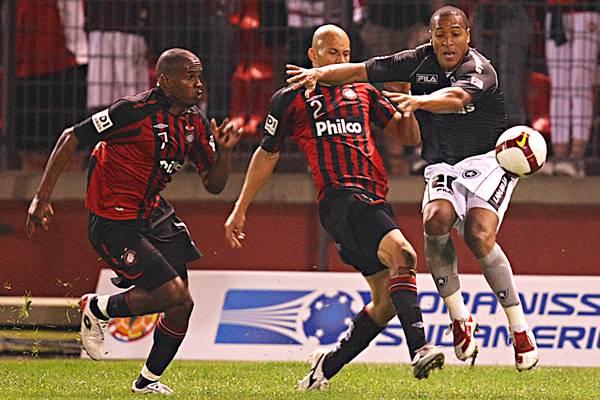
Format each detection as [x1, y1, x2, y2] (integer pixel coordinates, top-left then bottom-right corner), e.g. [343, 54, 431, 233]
[466, 28, 471, 45]
[308, 48, 316, 64]
[157, 74, 169, 88]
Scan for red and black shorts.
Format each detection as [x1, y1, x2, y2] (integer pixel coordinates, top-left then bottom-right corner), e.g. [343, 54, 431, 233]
[88, 199, 202, 290]
[319, 187, 397, 277]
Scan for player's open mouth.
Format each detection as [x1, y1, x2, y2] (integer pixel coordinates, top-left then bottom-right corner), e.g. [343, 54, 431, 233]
[443, 51, 455, 60]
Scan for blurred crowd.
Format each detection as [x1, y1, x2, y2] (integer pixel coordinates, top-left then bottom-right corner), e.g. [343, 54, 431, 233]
[2, 0, 600, 176]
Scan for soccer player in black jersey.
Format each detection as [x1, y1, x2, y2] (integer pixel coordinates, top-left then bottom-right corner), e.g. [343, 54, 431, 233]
[286, 6, 539, 371]
[26, 48, 243, 395]
[225, 25, 444, 389]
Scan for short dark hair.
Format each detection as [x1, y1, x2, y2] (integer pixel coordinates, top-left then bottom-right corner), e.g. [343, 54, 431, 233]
[156, 48, 199, 77]
[429, 6, 469, 30]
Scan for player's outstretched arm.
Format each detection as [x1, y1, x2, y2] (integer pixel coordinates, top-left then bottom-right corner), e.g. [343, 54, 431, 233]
[286, 63, 369, 96]
[225, 147, 280, 249]
[26, 127, 80, 238]
[202, 118, 243, 194]
[382, 87, 472, 116]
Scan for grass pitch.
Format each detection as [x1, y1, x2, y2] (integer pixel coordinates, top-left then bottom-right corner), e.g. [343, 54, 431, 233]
[1, 358, 599, 399]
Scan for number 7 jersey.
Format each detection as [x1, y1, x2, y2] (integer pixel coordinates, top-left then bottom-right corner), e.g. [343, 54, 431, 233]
[73, 87, 217, 220]
[260, 83, 397, 201]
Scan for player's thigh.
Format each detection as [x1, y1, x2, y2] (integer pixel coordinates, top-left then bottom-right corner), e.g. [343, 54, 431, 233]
[422, 167, 461, 234]
[88, 215, 181, 291]
[319, 190, 395, 276]
[377, 228, 417, 271]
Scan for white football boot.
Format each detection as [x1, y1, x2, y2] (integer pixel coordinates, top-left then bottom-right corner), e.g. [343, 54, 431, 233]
[79, 293, 108, 360]
[446, 314, 479, 364]
[512, 330, 539, 371]
[131, 381, 173, 395]
[411, 343, 445, 379]
[297, 349, 330, 390]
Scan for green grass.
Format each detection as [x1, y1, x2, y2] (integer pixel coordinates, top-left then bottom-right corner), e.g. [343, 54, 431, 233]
[1, 359, 599, 399]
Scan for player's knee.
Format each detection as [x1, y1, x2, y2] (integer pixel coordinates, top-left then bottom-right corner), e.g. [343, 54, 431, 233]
[379, 240, 417, 276]
[423, 209, 454, 235]
[168, 280, 194, 311]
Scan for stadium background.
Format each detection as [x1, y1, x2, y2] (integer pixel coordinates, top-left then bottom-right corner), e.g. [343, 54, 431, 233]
[1, 0, 599, 361]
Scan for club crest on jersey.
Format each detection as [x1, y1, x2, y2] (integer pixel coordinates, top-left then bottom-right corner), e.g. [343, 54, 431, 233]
[462, 169, 480, 179]
[416, 74, 438, 84]
[265, 114, 279, 136]
[186, 133, 194, 143]
[341, 87, 358, 100]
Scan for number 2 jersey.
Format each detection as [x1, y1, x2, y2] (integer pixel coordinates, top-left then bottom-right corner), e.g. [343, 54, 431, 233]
[260, 83, 397, 201]
[73, 86, 217, 220]
[365, 43, 507, 165]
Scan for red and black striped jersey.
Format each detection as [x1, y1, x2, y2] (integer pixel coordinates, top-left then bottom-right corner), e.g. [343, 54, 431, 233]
[74, 87, 216, 220]
[260, 83, 396, 201]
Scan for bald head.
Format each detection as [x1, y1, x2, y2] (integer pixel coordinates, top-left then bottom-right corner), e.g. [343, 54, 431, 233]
[156, 48, 202, 78]
[309, 24, 351, 68]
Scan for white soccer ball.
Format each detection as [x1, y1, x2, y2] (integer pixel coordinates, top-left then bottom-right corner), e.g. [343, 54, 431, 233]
[495, 125, 547, 177]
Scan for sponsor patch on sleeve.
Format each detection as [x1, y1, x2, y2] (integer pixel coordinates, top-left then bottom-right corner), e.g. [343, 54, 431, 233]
[470, 76, 484, 90]
[91, 109, 113, 133]
[264, 114, 279, 136]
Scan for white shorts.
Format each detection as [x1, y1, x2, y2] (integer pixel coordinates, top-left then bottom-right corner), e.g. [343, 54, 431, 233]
[421, 151, 518, 236]
[87, 31, 149, 109]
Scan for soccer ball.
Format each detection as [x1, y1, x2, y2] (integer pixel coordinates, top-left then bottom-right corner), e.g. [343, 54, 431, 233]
[495, 125, 547, 177]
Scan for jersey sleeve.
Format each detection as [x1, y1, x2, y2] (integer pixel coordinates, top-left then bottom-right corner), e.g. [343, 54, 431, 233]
[259, 87, 297, 153]
[188, 111, 217, 172]
[367, 85, 397, 129]
[73, 99, 143, 145]
[364, 49, 419, 83]
[452, 51, 499, 102]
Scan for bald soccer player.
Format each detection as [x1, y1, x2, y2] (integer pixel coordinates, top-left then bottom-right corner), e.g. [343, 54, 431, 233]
[225, 25, 444, 389]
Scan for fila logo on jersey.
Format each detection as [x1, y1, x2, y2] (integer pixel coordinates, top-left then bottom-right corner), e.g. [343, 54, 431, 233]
[265, 114, 279, 136]
[315, 119, 363, 137]
[416, 74, 438, 84]
[92, 109, 113, 133]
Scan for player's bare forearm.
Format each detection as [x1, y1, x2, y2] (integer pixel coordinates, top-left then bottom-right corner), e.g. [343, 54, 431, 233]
[203, 148, 232, 194]
[319, 63, 368, 85]
[415, 87, 472, 114]
[204, 117, 243, 193]
[383, 87, 472, 116]
[234, 147, 279, 214]
[287, 63, 368, 92]
[225, 147, 279, 249]
[27, 127, 79, 237]
[35, 127, 79, 201]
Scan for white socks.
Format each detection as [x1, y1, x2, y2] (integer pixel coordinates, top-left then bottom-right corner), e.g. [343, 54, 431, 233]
[443, 290, 469, 321]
